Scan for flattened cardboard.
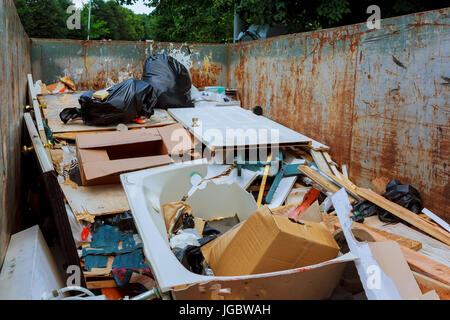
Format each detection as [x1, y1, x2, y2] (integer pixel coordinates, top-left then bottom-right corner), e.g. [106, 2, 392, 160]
[76, 123, 192, 186]
[203, 206, 340, 276]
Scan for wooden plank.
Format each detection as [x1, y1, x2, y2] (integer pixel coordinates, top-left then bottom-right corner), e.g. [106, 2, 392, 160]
[332, 218, 421, 251]
[356, 187, 450, 246]
[297, 165, 339, 193]
[350, 223, 450, 285]
[257, 152, 272, 207]
[37, 92, 176, 133]
[24, 113, 54, 173]
[355, 223, 422, 251]
[86, 280, 118, 290]
[413, 271, 450, 300]
[310, 150, 333, 175]
[383, 223, 450, 267]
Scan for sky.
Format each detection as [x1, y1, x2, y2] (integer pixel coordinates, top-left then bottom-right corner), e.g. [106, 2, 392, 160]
[73, 0, 155, 15]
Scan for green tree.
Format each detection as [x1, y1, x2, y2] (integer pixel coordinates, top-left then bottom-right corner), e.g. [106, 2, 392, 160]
[14, 0, 71, 38]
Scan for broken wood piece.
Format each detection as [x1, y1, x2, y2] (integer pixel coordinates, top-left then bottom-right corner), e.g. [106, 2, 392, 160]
[413, 271, 450, 300]
[350, 223, 450, 286]
[310, 150, 333, 175]
[93, 89, 109, 100]
[297, 165, 356, 203]
[60, 76, 76, 91]
[355, 187, 450, 246]
[331, 188, 438, 299]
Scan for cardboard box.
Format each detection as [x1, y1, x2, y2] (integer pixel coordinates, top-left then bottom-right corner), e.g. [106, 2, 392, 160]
[202, 205, 340, 276]
[76, 123, 192, 186]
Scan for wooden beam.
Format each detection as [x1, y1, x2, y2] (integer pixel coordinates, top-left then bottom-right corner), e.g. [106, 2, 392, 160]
[356, 187, 450, 246]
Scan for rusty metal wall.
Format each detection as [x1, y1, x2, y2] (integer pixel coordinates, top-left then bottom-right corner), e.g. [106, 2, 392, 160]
[28, 9, 449, 221]
[229, 9, 450, 221]
[0, 0, 31, 266]
[30, 39, 228, 91]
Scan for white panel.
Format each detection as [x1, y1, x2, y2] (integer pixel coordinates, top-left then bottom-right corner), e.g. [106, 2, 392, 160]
[168, 106, 328, 150]
[0, 225, 64, 300]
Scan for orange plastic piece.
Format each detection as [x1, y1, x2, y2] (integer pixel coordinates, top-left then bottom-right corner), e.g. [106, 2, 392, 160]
[286, 187, 321, 221]
[134, 116, 147, 124]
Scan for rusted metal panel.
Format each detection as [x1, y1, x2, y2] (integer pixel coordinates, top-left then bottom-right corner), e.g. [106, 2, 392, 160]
[229, 8, 449, 221]
[351, 10, 450, 221]
[0, 0, 31, 266]
[30, 39, 228, 90]
[228, 26, 361, 170]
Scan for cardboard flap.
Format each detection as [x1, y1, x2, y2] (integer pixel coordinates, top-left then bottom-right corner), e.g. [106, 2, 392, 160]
[157, 123, 193, 154]
[83, 155, 172, 180]
[77, 129, 162, 149]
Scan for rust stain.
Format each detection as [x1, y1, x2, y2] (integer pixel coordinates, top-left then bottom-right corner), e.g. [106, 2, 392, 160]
[190, 61, 223, 88]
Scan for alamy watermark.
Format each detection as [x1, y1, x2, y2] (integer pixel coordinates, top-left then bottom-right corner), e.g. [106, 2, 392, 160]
[66, 5, 81, 30]
[367, 5, 381, 30]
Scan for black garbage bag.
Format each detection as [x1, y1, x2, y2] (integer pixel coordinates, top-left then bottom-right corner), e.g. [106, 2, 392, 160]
[353, 179, 422, 223]
[59, 79, 157, 126]
[91, 210, 137, 234]
[142, 54, 194, 109]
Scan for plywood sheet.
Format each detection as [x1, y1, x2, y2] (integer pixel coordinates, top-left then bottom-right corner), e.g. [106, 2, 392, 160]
[38, 92, 176, 133]
[60, 179, 130, 222]
[168, 106, 328, 150]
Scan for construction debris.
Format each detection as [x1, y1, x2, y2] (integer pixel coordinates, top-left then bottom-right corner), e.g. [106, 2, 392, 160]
[18, 52, 450, 301]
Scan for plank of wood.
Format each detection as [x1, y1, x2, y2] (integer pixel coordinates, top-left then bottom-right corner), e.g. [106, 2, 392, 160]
[383, 223, 450, 267]
[297, 165, 357, 203]
[28, 74, 52, 161]
[310, 150, 333, 175]
[350, 222, 450, 285]
[321, 152, 342, 178]
[86, 280, 118, 290]
[24, 113, 54, 173]
[356, 187, 450, 246]
[297, 165, 339, 193]
[413, 271, 450, 300]
[257, 153, 272, 207]
[354, 223, 422, 251]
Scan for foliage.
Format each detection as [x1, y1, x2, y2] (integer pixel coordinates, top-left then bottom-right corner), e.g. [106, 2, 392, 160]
[14, 0, 447, 42]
